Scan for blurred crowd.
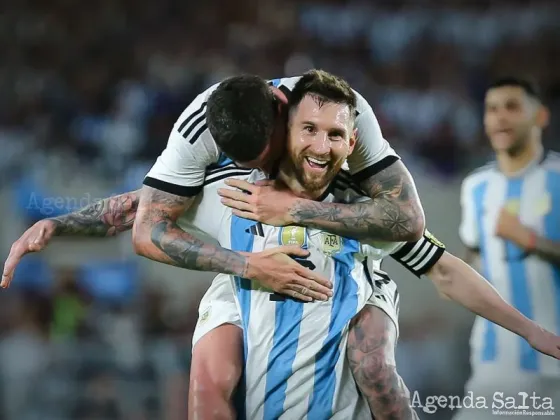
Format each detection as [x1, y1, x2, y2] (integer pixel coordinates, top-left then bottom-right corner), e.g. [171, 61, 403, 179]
[0, 0, 559, 418]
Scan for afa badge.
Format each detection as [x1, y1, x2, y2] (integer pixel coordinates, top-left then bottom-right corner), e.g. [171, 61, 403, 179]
[424, 229, 445, 249]
[504, 199, 520, 215]
[280, 226, 307, 247]
[321, 233, 342, 256]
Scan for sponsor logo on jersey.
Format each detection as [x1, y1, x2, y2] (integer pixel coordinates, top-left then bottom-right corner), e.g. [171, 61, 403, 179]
[424, 229, 445, 249]
[321, 233, 342, 256]
[280, 226, 306, 247]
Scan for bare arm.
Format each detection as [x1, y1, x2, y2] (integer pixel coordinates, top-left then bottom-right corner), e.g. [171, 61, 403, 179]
[289, 160, 425, 242]
[347, 306, 419, 419]
[428, 252, 535, 339]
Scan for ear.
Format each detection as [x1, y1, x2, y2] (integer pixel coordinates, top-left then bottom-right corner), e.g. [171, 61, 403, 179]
[536, 105, 550, 129]
[347, 128, 357, 155]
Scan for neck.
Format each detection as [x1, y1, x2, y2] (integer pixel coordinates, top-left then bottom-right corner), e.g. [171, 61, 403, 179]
[277, 162, 327, 201]
[496, 137, 542, 176]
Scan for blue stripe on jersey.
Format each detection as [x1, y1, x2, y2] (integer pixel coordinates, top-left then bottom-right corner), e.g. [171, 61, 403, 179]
[230, 215, 258, 420]
[308, 238, 360, 418]
[474, 181, 497, 362]
[263, 298, 305, 418]
[505, 178, 538, 371]
[545, 171, 560, 335]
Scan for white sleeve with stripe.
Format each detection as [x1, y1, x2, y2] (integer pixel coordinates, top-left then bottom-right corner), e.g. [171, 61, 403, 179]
[346, 90, 400, 183]
[143, 91, 220, 197]
[389, 229, 446, 277]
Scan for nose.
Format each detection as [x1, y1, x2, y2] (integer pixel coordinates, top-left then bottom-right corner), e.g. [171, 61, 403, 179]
[309, 132, 330, 155]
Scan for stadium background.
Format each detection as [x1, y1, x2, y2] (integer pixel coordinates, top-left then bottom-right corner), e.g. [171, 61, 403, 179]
[0, 0, 559, 418]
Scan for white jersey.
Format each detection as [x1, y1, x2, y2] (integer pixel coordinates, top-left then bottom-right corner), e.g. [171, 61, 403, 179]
[143, 76, 399, 197]
[460, 150, 560, 377]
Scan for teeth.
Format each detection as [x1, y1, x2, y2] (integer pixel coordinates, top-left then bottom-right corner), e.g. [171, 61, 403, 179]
[307, 157, 328, 165]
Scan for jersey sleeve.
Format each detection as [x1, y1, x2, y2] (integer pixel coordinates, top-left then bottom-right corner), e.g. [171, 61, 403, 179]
[143, 97, 220, 197]
[458, 177, 479, 249]
[390, 229, 446, 277]
[346, 92, 400, 183]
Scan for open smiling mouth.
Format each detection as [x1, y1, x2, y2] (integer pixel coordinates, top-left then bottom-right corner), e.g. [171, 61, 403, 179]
[305, 157, 329, 169]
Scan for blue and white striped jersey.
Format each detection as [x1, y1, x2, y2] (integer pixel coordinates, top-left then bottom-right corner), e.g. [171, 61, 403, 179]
[460, 150, 560, 376]
[185, 163, 445, 418]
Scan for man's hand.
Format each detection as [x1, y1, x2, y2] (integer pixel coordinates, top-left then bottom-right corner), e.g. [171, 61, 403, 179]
[525, 325, 560, 360]
[2, 219, 57, 288]
[218, 179, 297, 226]
[243, 245, 333, 302]
[495, 207, 533, 249]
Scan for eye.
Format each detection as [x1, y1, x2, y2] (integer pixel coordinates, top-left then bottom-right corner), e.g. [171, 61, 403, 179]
[304, 125, 314, 133]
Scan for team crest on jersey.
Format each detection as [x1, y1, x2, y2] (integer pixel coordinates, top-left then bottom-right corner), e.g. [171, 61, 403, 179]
[321, 233, 342, 256]
[280, 226, 307, 247]
[424, 229, 445, 249]
[504, 199, 520, 215]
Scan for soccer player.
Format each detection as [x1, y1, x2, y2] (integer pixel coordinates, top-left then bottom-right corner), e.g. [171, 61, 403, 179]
[187, 80, 403, 419]
[456, 77, 560, 419]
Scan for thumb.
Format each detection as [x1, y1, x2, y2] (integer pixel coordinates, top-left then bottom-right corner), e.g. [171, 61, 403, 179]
[277, 245, 310, 258]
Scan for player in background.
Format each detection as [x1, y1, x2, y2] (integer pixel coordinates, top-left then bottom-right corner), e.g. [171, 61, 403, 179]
[456, 77, 560, 420]
[4, 75, 560, 419]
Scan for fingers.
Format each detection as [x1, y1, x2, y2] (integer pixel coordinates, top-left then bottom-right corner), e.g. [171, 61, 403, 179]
[224, 179, 255, 193]
[220, 197, 253, 212]
[276, 245, 310, 258]
[296, 267, 333, 290]
[286, 288, 313, 302]
[231, 209, 258, 221]
[254, 180, 274, 187]
[218, 188, 251, 202]
[288, 283, 328, 301]
[1, 247, 23, 289]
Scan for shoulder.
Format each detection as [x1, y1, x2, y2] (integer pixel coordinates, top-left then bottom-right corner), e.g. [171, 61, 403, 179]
[461, 161, 497, 192]
[542, 150, 560, 174]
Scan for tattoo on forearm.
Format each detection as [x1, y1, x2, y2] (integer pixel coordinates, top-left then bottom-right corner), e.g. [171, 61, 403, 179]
[290, 161, 424, 241]
[347, 308, 418, 420]
[137, 188, 247, 276]
[534, 237, 560, 266]
[50, 191, 140, 237]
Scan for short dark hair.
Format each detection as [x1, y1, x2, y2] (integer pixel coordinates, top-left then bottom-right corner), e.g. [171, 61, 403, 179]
[206, 75, 277, 162]
[288, 70, 357, 118]
[488, 77, 542, 101]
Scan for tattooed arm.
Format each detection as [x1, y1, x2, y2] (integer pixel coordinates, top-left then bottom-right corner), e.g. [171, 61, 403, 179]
[51, 190, 140, 237]
[132, 186, 248, 276]
[131, 186, 332, 300]
[347, 306, 419, 419]
[2, 190, 140, 288]
[290, 160, 425, 241]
